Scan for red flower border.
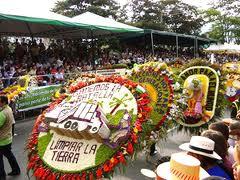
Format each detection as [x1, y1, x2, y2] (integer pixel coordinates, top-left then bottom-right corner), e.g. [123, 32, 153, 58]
[27, 75, 152, 180]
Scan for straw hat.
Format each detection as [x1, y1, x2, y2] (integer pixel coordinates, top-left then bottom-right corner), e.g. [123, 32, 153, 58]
[179, 136, 221, 160]
[156, 152, 209, 180]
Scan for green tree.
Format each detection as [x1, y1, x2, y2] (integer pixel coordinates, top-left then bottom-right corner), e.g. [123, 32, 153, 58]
[127, 0, 203, 34]
[160, 0, 204, 35]
[116, 4, 129, 23]
[203, 8, 225, 43]
[52, 0, 120, 18]
[203, 3, 240, 43]
[214, 0, 240, 16]
[128, 0, 167, 31]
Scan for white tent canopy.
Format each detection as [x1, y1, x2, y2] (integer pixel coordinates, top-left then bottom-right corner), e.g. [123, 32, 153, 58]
[68, 11, 143, 38]
[205, 43, 240, 53]
[72, 12, 142, 32]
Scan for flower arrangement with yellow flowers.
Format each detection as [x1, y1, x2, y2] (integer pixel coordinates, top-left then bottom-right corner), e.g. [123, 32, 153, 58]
[0, 75, 30, 102]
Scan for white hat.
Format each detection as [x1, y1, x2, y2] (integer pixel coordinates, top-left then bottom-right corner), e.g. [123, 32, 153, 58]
[156, 152, 209, 180]
[179, 136, 222, 160]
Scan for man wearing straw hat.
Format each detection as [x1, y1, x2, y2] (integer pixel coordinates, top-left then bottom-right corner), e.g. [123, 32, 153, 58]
[141, 152, 210, 180]
[179, 136, 231, 179]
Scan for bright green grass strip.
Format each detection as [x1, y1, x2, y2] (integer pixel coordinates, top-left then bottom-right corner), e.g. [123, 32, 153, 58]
[106, 110, 125, 125]
[95, 144, 117, 165]
[38, 132, 53, 158]
[150, 110, 162, 125]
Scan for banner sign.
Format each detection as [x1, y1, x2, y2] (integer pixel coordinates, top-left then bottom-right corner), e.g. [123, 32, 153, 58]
[43, 133, 101, 171]
[95, 69, 126, 76]
[16, 85, 61, 111]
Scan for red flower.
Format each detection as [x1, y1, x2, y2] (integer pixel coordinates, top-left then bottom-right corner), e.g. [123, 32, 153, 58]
[27, 162, 35, 170]
[228, 96, 237, 102]
[131, 133, 138, 143]
[103, 163, 111, 172]
[126, 142, 134, 155]
[109, 157, 119, 168]
[48, 173, 57, 180]
[118, 152, 126, 164]
[81, 172, 86, 180]
[89, 172, 94, 180]
[96, 168, 103, 178]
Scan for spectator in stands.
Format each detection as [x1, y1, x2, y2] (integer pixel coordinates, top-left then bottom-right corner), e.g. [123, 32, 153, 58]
[54, 67, 64, 83]
[11, 68, 21, 85]
[50, 65, 57, 75]
[30, 40, 39, 63]
[28, 65, 37, 76]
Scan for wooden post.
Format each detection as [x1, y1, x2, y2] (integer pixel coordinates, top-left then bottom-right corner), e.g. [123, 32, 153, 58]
[150, 31, 154, 56]
[176, 36, 179, 58]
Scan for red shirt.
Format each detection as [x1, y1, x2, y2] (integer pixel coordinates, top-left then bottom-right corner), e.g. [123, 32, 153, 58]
[51, 68, 57, 75]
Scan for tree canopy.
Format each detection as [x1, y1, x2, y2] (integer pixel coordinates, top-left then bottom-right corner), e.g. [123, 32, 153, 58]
[52, 0, 120, 18]
[52, 0, 240, 42]
[53, 0, 204, 35]
[203, 0, 240, 43]
[125, 0, 203, 34]
[160, 0, 203, 35]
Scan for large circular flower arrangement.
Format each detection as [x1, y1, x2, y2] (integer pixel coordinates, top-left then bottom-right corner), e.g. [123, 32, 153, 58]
[221, 63, 240, 103]
[130, 62, 174, 148]
[221, 62, 240, 120]
[171, 59, 227, 134]
[131, 62, 174, 128]
[27, 75, 152, 179]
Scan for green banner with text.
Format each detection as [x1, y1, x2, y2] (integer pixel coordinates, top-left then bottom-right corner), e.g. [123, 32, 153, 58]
[16, 85, 61, 111]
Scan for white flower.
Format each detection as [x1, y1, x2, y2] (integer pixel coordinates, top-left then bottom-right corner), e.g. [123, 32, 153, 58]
[21, 91, 27, 95]
[177, 98, 187, 104]
[226, 87, 237, 97]
[173, 82, 181, 90]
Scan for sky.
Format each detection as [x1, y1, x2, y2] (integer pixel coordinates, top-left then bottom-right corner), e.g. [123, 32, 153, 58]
[0, 0, 214, 32]
[0, 0, 214, 13]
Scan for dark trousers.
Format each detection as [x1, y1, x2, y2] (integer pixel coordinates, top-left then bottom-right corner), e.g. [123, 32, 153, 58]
[12, 124, 14, 136]
[150, 143, 156, 156]
[0, 143, 20, 177]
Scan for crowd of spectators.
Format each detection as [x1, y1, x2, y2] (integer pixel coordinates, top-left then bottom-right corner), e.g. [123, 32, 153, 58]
[0, 38, 86, 88]
[0, 38, 239, 88]
[205, 52, 240, 64]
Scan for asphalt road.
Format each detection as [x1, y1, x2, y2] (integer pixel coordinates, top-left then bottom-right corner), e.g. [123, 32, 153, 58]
[3, 118, 191, 180]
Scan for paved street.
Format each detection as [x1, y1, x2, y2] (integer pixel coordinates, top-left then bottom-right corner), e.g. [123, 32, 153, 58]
[4, 118, 191, 180]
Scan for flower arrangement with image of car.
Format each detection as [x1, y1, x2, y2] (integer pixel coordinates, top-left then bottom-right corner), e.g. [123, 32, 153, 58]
[26, 74, 152, 180]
